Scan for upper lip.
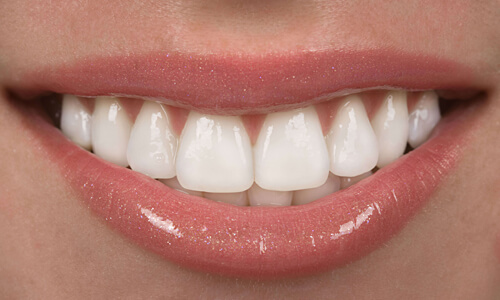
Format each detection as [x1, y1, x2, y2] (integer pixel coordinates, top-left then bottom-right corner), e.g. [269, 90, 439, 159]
[11, 48, 482, 114]
[9, 48, 484, 278]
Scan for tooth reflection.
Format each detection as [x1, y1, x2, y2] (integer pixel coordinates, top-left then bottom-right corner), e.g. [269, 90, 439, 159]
[371, 91, 409, 168]
[91, 97, 132, 167]
[326, 96, 379, 177]
[408, 91, 441, 148]
[254, 107, 330, 191]
[127, 101, 178, 179]
[61, 95, 92, 150]
[175, 112, 254, 193]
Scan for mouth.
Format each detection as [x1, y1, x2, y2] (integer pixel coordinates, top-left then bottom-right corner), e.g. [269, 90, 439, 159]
[6, 49, 488, 278]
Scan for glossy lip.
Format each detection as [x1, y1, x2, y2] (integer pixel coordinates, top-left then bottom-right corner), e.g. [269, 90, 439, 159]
[11, 49, 481, 114]
[9, 49, 483, 278]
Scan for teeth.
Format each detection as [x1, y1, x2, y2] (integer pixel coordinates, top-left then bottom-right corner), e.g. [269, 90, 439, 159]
[91, 97, 132, 167]
[59, 88, 442, 206]
[176, 112, 254, 193]
[292, 173, 340, 206]
[248, 184, 293, 206]
[408, 91, 441, 148]
[326, 95, 379, 177]
[340, 171, 373, 189]
[371, 91, 409, 168]
[204, 192, 248, 206]
[60, 95, 92, 150]
[160, 177, 203, 197]
[127, 102, 178, 179]
[254, 107, 330, 191]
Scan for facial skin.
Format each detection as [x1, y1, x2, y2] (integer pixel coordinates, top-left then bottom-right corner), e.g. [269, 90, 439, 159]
[0, 0, 499, 299]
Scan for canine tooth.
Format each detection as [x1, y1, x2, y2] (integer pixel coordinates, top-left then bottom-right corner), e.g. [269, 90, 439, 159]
[371, 91, 409, 168]
[176, 112, 253, 193]
[254, 107, 329, 191]
[204, 192, 248, 206]
[326, 95, 379, 177]
[408, 91, 441, 148]
[61, 95, 92, 150]
[292, 174, 340, 206]
[340, 171, 372, 189]
[92, 97, 132, 167]
[127, 102, 177, 179]
[248, 184, 292, 206]
[161, 177, 203, 197]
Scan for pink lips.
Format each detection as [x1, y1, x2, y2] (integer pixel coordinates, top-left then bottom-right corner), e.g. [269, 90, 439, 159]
[12, 49, 481, 278]
[16, 49, 477, 114]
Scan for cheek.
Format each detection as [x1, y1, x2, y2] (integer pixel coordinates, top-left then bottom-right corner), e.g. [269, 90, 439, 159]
[496, 233, 500, 263]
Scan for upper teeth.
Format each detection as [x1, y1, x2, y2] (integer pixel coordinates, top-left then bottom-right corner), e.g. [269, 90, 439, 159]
[60, 90, 441, 206]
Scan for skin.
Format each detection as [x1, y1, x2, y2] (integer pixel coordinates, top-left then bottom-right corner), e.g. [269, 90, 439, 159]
[0, 0, 499, 298]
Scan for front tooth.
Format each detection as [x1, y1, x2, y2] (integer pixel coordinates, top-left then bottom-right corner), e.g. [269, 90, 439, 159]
[254, 107, 330, 191]
[326, 95, 379, 177]
[176, 112, 253, 193]
[292, 173, 340, 206]
[248, 184, 293, 206]
[204, 192, 248, 206]
[91, 97, 132, 167]
[127, 102, 177, 179]
[61, 95, 92, 150]
[408, 91, 441, 148]
[371, 91, 409, 168]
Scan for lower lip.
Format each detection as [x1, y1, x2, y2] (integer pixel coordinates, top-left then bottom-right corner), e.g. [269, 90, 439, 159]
[22, 100, 477, 278]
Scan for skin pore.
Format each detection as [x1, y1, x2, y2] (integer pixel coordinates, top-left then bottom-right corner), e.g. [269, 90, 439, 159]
[0, 0, 499, 298]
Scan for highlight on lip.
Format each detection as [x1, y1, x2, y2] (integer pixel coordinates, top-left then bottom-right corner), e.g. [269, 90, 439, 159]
[57, 89, 441, 207]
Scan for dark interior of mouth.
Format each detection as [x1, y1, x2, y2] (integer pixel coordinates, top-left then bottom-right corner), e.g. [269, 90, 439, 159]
[7, 88, 482, 207]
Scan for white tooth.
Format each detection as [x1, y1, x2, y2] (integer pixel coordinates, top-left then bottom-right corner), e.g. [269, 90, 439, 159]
[408, 91, 441, 148]
[248, 184, 292, 206]
[204, 192, 248, 206]
[160, 177, 203, 197]
[292, 173, 340, 206]
[254, 107, 330, 191]
[91, 97, 132, 167]
[176, 112, 253, 193]
[127, 102, 178, 179]
[340, 171, 373, 189]
[371, 91, 409, 168]
[60, 95, 92, 150]
[326, 95, 378, 177]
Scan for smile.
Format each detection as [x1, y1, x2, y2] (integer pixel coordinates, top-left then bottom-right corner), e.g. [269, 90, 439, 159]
[8, 49, 486, 278]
